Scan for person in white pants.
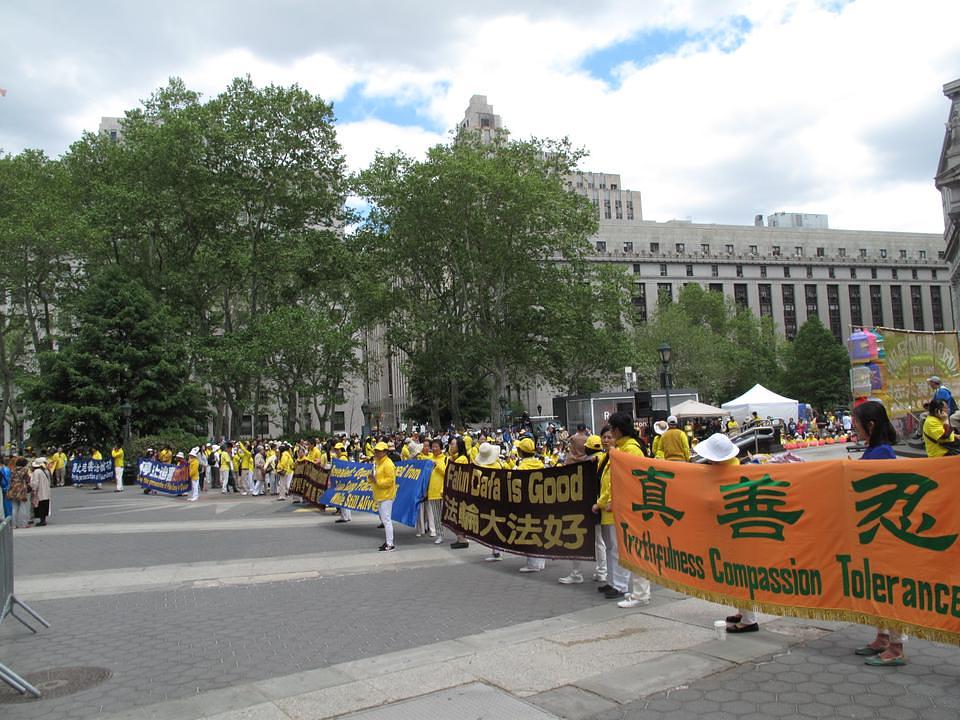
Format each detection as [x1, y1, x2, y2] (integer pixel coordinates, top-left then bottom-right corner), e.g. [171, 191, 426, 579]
[514, 438, 546, 573]
[372, 441, 397, 551]
[560, 435, 607, 584]
[111, 443, 125, 492]
[188, 448, 200, 501]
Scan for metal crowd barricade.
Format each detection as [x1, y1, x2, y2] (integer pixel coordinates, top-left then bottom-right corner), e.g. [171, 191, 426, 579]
[0, 515, 50, 698]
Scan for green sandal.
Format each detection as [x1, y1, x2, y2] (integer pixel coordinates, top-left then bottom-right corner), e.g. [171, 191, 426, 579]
[864, 654, 906, 667]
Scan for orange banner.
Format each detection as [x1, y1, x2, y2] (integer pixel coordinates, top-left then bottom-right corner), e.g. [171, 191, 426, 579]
[611, 452, 960, 644]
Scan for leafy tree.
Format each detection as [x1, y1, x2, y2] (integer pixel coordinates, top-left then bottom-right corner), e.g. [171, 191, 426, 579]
[631, 284, 785, 404]
[24, 267, 205, 446]
[356, 130, 621, 424]
[780, 316, 850, 412]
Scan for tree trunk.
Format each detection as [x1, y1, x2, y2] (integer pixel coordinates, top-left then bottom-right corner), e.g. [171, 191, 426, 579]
[449, 378, 462, 428]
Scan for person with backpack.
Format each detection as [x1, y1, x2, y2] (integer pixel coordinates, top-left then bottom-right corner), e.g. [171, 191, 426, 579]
[927, 376, 960, 432]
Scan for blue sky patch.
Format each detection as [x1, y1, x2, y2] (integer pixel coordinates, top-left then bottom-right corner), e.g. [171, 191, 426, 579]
[581, 16, 753, 87]
[334, 83, 443, 132]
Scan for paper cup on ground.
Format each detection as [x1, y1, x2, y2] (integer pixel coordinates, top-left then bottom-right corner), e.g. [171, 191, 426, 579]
[714, 620, 727, 640]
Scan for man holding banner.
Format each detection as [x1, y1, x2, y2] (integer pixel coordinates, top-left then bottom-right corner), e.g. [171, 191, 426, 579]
[372, 441, 397, 551]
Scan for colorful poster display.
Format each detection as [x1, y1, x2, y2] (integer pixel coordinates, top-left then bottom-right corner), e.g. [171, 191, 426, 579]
[289, 460, 330, 504]
[611, 451, 960, 645]
[442, 461, 599, 560]
[318, 458, 432, 527]
[875, 328, 960, 418]
[137, 458, 190, 495]
[69, 457, 114, 485]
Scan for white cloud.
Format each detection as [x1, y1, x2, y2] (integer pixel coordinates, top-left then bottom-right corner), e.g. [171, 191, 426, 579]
[336, 119, 446, 173]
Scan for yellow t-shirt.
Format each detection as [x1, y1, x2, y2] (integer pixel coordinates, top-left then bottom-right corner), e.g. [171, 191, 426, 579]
[372, 455, 397, 502]
[92, 450, 103, 460]
[427, 453, 447, 500]
[923, 414, 955, 458]
[112, 448, 124, 468]
[660, 428, 690, 462]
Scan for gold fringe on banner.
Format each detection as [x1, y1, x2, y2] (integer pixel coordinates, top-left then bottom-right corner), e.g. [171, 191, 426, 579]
[623, 561, 960, 647]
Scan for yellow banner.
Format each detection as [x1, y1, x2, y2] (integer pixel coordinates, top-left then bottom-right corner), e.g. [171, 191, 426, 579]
[611, 452, 960, 645]
[876, 328, 960, 418]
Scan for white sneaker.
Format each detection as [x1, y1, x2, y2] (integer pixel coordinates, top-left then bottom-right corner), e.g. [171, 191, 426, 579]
[415, 532, 422, 538]
[482, 553, 502, 562]
[592, 572, 607, 582]
[433, 536, 444, 544]
[518, 566, 542, 573]
[429, 531, 437, 537]
[240, 492, 248, 496]
[558, 572, 584, 584]
[617, 594, 650, 608]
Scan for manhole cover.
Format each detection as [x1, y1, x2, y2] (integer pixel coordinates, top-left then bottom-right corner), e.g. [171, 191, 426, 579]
[0, 666, 111, 702]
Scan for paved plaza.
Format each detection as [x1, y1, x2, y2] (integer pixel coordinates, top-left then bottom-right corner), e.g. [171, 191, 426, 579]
[2, 451, 958, 720]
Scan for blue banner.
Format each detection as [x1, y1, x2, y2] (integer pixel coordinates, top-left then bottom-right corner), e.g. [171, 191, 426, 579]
[70, 457, 114, 485]
[319, 458, 432, 527]
[137, 458, 190, 495]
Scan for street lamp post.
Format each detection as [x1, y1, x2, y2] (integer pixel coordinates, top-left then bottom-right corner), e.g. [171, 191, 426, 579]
[658, 343, 673, 417]
[360, 401, 370, 438]
[120, 401, 132, 445]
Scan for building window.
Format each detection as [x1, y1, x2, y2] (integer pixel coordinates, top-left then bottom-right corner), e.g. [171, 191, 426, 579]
[910, 285, 924, 330]
[932, 269, 938, 280]
[333, 411, 346, 432]
[626, 201, 634, 220]
[610, 183, 617, 190]
[711, 264, 719, 277]
[805, 284, 819, 321]
[870, 285, 884, 326]
[650, 242, 660, 253]
[632, 263, 642, 274]
[880, 249, 887, 258]
[828, 267, 836, 279]
[760, 265, 767, 278]
[860, 248, 868, 258]
[850, 267, 857, 279]
[795, 246, 804, 257]
[736, 264, 743, 278]
[676, 242, 685, 253]
[772, 246, 781, 256]
[749, 245, 758, 255]
[911, 268, 918, 280]
[783, 266, 791, 278]
[709, 283, 723, 294]
[725, 244, 734, 254]
[632, 283, 647, 322]
[734, 283, 748, 308]
[659, 263, 668, 277]
[623, 241, 633, 254]
[758, 283, 773, 317]
[603, 199, 611, 219]
[783, 285, 797, 339]
[938, 250, 945, 260]
[657, 283, 672, 304]
[701, 243, 710, 255]
[806, 265, 813, 279]
[871, 267, 878, 279]
[686, 264, 694, 277]
[849, 285, 862, 327]
[592, 199, 599, 217]
[899, 249, 907, 259]
[827, 285, 841, 341]
[816, 247, 825, 257]
[891, 286, 904, 328]
[838, 248, 846, 258]
[596, 241, 606, 252]
[615, 200, 623, 219]
[891, 268, 898, 280]
[932, 286, 944, 331]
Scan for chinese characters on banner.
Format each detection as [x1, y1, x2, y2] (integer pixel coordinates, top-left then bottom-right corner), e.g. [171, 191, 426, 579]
[611, 452, 960, 645]
[69, 457, 114, 485]
[442, 461, 599, 560]
[137, 458, 190, 495]
[289, 460, 331, 504]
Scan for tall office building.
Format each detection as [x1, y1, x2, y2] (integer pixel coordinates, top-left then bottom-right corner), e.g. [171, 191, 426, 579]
[937, 78, 960, 322]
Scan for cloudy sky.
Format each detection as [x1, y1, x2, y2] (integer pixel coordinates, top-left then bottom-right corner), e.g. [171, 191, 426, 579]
[2, 0, 958, 232]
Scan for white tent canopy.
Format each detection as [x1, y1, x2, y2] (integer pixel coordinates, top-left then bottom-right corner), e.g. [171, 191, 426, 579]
[721, 384, 799, 423]
[670, 399, 727, 418]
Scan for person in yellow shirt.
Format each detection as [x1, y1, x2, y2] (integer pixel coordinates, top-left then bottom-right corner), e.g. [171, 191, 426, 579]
[372, 441, 397, 551]
[90, 448, 103, 489]
[157, 446, 173, 464]
[602, 412, 650, 606]
[425, 438, 447, 543]
[236, 441, 254, 496]
[448, 437, 471, 549]
[923, 399, 957, 458]
[112, 443, 125, 492]
[219, 442, 235, 494]
[52, 448, 67, 487]
[516, 437, 547, 573]
[651, 420, 668, 459]
[276, 443, 294, 500]
[263, 444, 277, 495]
[660, 415, 691, 462]
[188, 447, 201, 501]
[559, 432, 607, 585]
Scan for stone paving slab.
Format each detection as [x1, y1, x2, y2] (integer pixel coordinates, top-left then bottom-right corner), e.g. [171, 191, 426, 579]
[337, 682, 560, 720]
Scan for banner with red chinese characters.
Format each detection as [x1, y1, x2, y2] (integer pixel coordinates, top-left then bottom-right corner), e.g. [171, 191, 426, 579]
[611, 452, 960, 645]
[443, 461, 599, 560]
